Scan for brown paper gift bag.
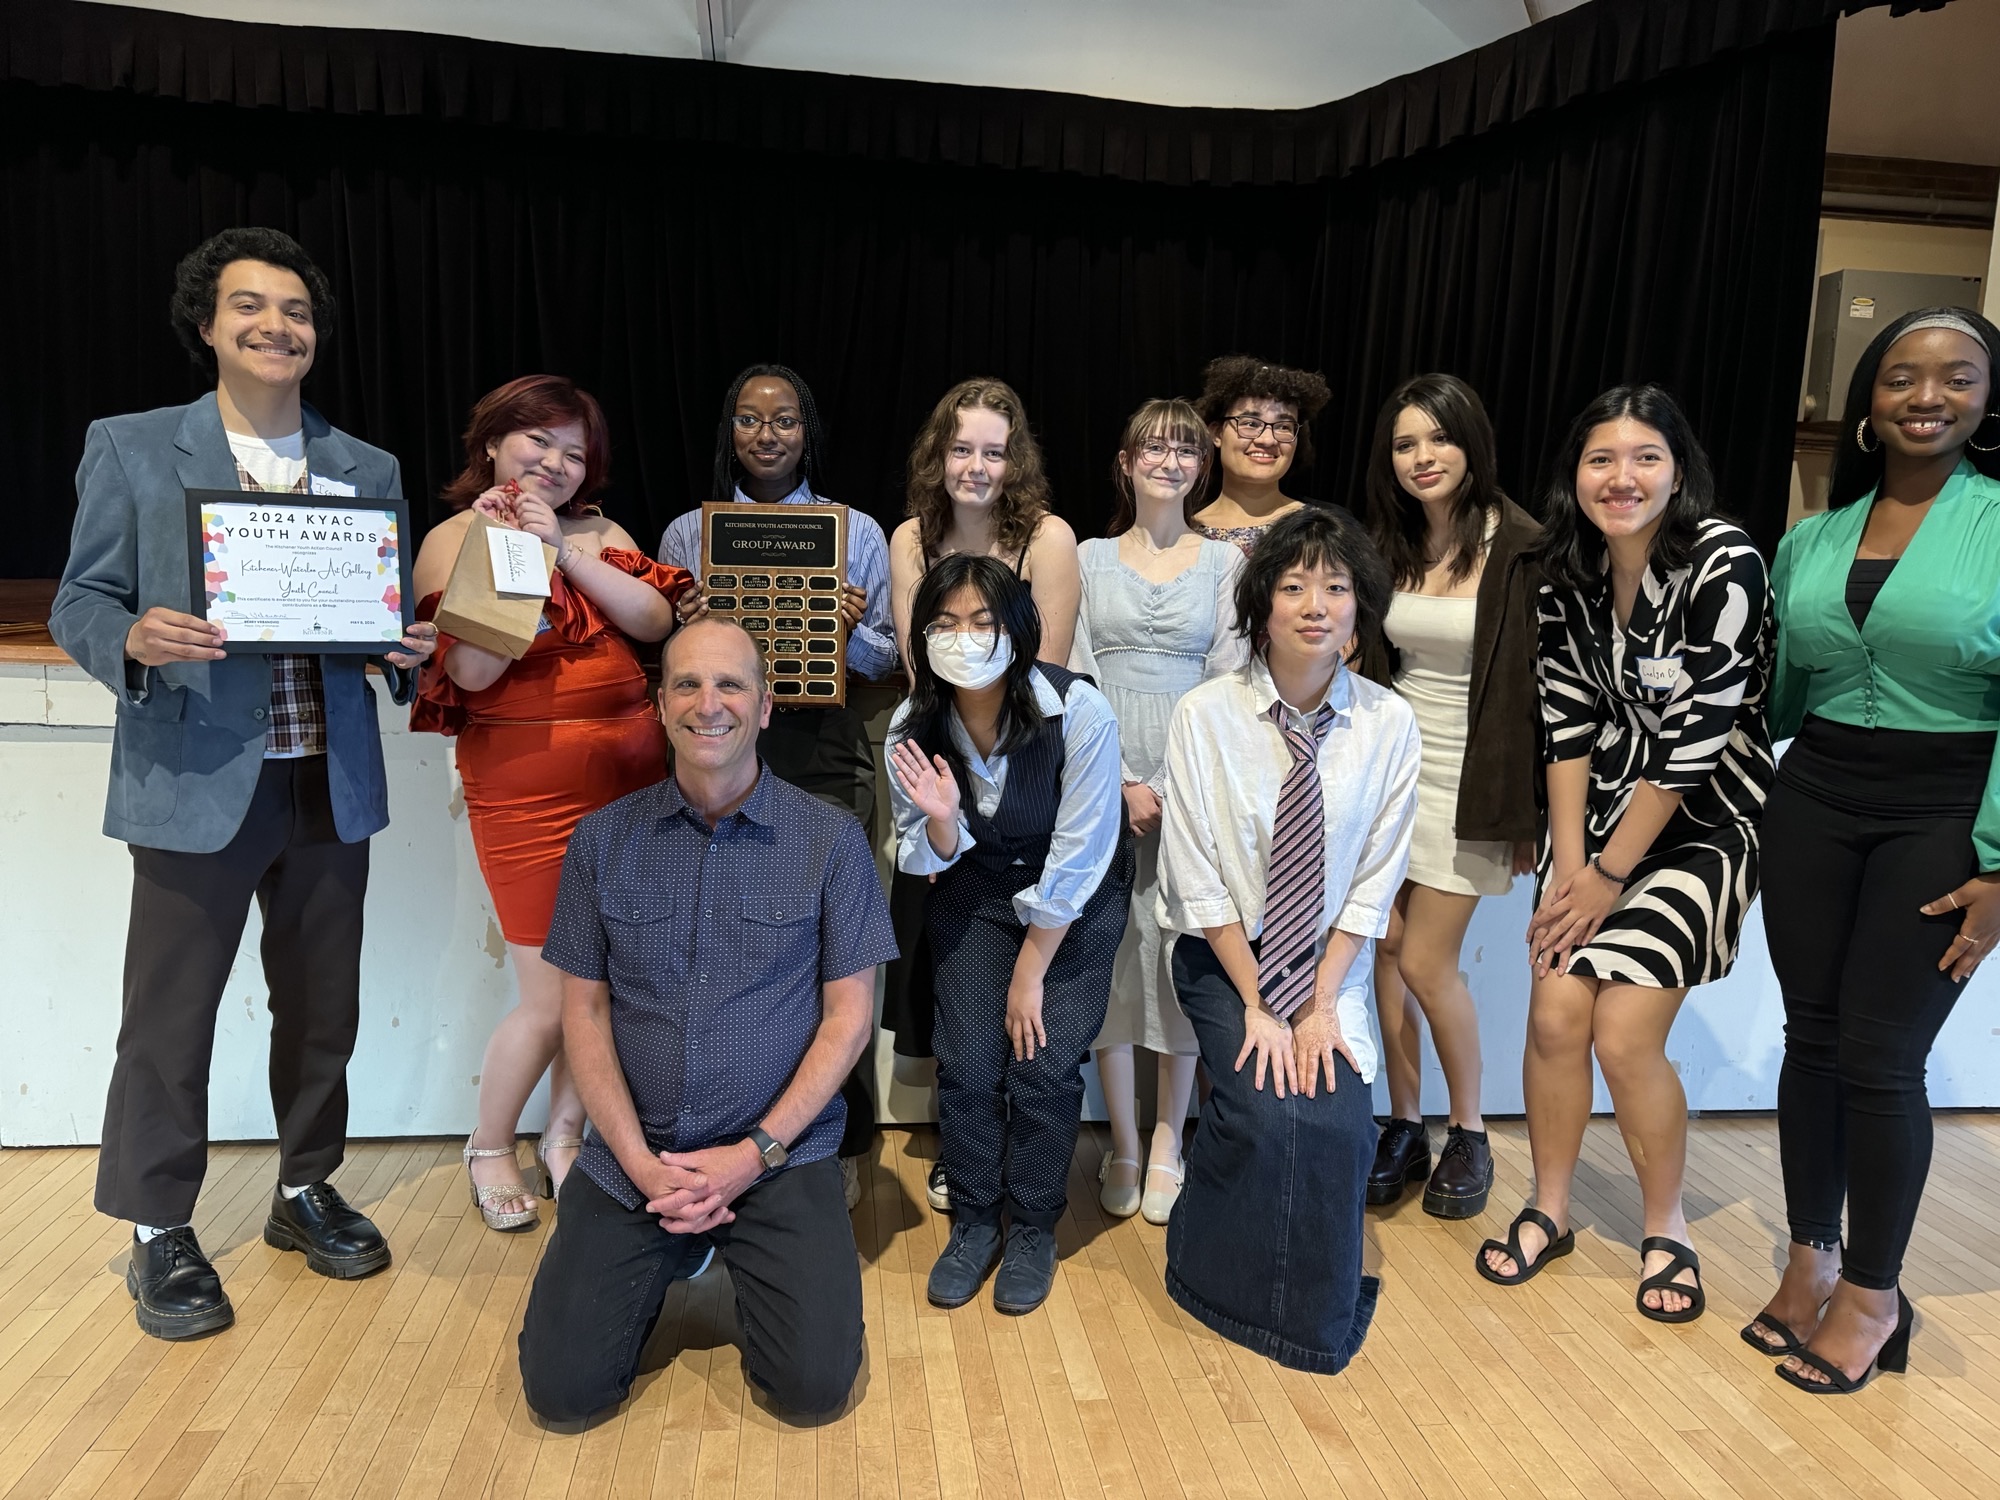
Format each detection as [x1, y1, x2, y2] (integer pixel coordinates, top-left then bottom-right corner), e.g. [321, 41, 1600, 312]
[431, 511, 556, 660]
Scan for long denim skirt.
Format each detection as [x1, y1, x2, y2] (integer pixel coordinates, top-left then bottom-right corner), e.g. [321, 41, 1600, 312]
[1164, 935, 1378, 1375]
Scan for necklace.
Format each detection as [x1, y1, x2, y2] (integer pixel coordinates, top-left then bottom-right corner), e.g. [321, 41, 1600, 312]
[1130, 528, 1196, 556]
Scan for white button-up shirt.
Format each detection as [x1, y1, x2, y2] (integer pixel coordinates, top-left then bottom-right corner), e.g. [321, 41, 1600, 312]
[1157, 654, 1421, 1081]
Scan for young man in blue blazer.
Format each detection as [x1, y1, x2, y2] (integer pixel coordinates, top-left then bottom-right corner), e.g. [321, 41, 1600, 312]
[50, 228, 439, 1341]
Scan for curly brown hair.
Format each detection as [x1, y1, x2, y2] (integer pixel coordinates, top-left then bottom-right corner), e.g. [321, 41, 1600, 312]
[1193, 353, 1332, 470]
[905, 378, 1052, 559]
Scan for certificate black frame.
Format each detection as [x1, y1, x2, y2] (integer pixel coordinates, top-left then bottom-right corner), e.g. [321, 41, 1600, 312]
[185, 487, 417, 654]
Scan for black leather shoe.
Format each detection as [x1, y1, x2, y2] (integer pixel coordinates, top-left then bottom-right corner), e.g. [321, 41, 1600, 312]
[127, 1227, 234, 1341]
[263, 1183, 392, 1279]
[1367, 1118, 1430, 1205]
[1423, 1125, 1495, 1219]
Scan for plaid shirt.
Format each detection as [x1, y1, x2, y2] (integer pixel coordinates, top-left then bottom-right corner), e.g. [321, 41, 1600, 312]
[233, 458, 328, 758]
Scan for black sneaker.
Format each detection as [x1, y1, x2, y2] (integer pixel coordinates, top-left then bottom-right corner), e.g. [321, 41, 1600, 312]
[992, 1223, 1059, 1315]
[927, 1220, 1002, 1308]
[263, 1182, 392, 1279]
[1422, 1125, 1494, 1220]
[1366, 1118, 1430, 1206]
[926, 1159, 951, 1213]
[127, 1226, 234, 1341]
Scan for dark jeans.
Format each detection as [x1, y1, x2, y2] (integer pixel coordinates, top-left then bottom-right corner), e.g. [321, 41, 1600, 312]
[98, 755, 368, 1226]
[760, 705, 878, 1157]
[517, 1160, 863, 1422]
[1762, 781, 1975, 1290]
[1164, 936, 1376, 1375]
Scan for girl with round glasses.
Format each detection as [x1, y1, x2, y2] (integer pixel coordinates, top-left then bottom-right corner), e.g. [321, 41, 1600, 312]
[1189, 354, 1333, 556]
[1069, 399, 1246, 1223]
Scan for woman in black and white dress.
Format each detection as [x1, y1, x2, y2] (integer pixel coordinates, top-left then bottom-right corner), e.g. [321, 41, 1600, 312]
[1477, 384, 1773, 1325]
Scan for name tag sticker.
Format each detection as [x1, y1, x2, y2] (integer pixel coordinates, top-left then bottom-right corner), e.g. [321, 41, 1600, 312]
[1636, 655, 1681, 691]
[487, 525, 553, 599]
[308, 474, 358, 497]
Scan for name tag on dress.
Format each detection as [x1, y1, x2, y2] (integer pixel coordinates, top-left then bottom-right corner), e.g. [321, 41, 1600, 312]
[1636, 655, 1681, 691]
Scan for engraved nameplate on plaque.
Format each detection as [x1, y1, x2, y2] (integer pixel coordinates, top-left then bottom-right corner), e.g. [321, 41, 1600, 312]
[699, 503, 849, 705]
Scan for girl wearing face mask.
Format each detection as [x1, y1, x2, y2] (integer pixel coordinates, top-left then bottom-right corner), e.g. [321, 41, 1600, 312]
[884, 379, 1081, 1213]
[887, 556, 1132, 1317]
[1479, 385, 1773, 1331]
[1155, 506, 1420, 1373]
[1358, 375, 1542, 1221]
[411, 375, 692, 1231]
[1189, 354, 1333, 556]
[1068, 399, 1247, 1223]
[1748, 308, 2000, 1395]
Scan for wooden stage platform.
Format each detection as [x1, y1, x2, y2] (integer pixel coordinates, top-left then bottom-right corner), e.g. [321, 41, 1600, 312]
[1, 1117, 1996, 1499]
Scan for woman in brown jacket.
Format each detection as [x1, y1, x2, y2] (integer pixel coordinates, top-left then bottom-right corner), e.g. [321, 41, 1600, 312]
[1360, 373, 1542, 1218]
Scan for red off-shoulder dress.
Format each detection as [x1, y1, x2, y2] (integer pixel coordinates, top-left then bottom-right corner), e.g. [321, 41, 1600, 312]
[414, 548, 693, 946]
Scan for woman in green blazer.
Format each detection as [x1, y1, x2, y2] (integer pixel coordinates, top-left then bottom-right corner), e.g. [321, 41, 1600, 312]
[1750, 306, 2000, 1394]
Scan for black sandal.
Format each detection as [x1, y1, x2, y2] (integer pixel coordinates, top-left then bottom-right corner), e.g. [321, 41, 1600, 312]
[1774, 1291, 1912, 1394]
[1636, 1236, 1705, 1324]
[1739, 1311, 1805, 1355]
[1475, 1208, 1574, 1287]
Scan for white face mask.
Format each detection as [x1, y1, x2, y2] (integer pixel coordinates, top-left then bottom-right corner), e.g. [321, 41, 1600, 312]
[926, 630, 1014, 690]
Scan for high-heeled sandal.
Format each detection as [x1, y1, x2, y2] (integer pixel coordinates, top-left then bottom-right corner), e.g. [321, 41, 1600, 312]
[535, 1135, 585, 1204]
[1139, 1158, 1184, 1225]
[1636, 1236, 1705, 1324]
[1742, 1239, 1841, 1355]
[463, 1139, 538, 1232]
[1475, 1208, 1573, 1287]
[1097, 1152, 1142, 1219]
[1775, 1291, 1913, 1394]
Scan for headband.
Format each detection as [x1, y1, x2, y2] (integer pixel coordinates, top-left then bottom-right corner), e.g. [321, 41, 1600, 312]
[1896, 311, 1986, 344]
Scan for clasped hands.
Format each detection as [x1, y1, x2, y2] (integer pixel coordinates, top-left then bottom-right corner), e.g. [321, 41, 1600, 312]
[473, 480, 563, 547]
[1235, 993, 1358, 1099]
[1526, 860, 1622, 979]
[634, 1139, 766, 1235]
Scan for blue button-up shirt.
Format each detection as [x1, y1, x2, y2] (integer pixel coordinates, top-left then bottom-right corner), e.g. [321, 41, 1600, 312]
[542, 767, 899, 1208]
[660, 480, 899, 682]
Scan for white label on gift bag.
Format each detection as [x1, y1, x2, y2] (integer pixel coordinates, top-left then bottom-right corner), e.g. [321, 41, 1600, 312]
[1636, 655, 1681, 691]
[487, 525, 552, 598]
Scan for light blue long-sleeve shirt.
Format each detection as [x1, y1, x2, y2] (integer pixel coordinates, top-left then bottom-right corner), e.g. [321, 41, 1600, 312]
[659, 480, 898, 681]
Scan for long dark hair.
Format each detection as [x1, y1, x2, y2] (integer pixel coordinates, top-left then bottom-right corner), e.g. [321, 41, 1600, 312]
[710, 363, 829, 505]
[1537, 384, 1716, 595]
[1828, 305, 2000, 509]
[896, 555, 1048, 795]
[1362, 373, 1508, 590]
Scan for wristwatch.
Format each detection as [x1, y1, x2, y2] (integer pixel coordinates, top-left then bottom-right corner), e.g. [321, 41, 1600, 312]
[747, 1127, 788, 1171]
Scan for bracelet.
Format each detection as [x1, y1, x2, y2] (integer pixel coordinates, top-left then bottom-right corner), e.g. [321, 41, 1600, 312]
[553, 544, 578, 572]
[1588, 853, 1630, 887]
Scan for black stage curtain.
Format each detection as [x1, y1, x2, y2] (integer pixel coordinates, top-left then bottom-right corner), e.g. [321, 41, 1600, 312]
[3, 0, 1898, 577]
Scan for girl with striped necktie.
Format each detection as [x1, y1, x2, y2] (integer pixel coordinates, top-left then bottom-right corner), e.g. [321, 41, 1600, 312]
[1155, 507, 1421, 1374]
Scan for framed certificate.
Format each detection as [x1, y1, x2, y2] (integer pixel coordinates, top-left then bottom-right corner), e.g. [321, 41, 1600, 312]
[700, 502, 848, 705]
[185, 489, 415, 653]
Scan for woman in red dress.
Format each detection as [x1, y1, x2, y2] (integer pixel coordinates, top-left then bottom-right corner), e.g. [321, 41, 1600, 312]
[411, 375, 690, 1230]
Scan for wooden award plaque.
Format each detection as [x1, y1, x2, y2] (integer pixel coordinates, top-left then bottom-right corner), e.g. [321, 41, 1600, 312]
[699, 502, 849, 706]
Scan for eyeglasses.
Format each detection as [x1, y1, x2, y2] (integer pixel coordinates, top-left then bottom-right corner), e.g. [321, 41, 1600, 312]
[921, 621, 995, 639]
[732, 414, 802, 436]
[1137, 440, 1205, 467]
[1224, 414, 1299, 443]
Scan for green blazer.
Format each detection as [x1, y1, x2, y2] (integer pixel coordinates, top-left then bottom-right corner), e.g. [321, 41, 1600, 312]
[1771, 460, 2000, 869]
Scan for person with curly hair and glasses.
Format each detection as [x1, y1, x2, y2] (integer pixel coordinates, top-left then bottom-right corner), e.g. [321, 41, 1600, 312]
[1478, 385, 1774, 1329]
[1747, 307, 2000, 1394]
[1188, 354, 1333, 556]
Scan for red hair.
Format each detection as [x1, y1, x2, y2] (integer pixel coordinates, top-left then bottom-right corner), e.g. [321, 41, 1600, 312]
[441, 375, 612, 513]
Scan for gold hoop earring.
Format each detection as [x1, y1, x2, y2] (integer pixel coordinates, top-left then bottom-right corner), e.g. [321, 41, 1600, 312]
[1970, 412, 2000, 453]
[1855, 418, 1880, 455]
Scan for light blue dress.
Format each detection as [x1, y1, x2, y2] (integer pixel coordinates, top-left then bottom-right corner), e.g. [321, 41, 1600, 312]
[1070, 536, 1247, 1053]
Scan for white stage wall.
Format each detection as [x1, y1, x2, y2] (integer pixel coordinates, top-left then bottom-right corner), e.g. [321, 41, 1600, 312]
[3, 661, 1995, 1147]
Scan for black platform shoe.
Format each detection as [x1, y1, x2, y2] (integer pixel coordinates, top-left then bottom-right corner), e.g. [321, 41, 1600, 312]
[1423, 1125, 1495, 1219]
[263, 1182, 392, 1279]
[1366, 1118, 1431, 1205]
[127, 1226, 235, 1341]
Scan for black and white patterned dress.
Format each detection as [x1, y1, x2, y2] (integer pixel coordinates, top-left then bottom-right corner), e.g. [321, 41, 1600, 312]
[1538, 517, 1775, 987]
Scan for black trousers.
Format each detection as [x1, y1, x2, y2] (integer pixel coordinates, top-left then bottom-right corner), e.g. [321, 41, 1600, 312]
[1762, 780, 1975, 1290]
[97, 755, 370, 1226]
[759, 705, 880, 1157]
[517, 1160, 863, 1421]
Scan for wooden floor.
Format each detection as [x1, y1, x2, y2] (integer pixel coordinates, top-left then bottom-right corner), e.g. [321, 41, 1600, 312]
[2, 1118, 1999, 1499]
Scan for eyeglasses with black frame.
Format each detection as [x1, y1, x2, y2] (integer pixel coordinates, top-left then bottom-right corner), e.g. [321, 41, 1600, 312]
[732, 413, 803, 436]
[1223, 413, 1300, 443]
[1136, 439, 1205, 467]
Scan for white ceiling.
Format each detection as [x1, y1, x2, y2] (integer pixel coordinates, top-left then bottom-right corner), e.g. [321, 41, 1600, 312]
[75, 0, 1582, 111]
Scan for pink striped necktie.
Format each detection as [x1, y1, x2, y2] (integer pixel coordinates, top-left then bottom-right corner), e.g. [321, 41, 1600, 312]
[1259, 699, 1336, 1020]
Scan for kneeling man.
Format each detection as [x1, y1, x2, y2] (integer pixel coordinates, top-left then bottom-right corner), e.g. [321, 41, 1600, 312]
[519, 617, 897, 1421]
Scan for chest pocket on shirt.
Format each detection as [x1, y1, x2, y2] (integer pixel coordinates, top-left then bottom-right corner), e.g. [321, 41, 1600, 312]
[740, 897, 816, 972]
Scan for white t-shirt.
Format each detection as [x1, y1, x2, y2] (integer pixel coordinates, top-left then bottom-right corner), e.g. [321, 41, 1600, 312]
[226, 429, 306, 492]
